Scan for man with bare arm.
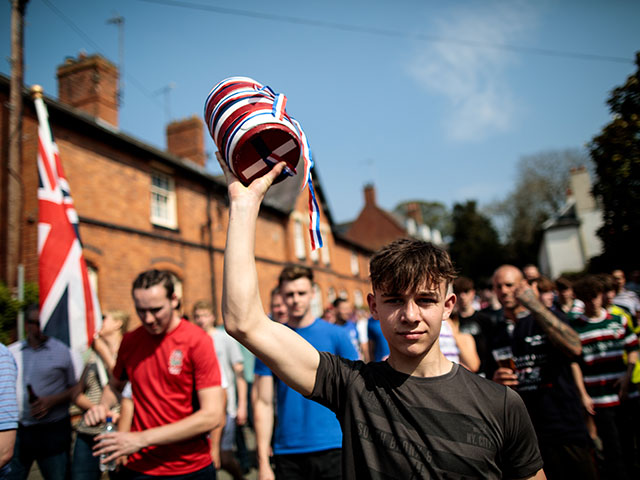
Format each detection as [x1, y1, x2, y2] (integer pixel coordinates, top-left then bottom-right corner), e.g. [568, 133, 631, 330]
[490, 265, 598, 480]
[218, 153, 545, 479]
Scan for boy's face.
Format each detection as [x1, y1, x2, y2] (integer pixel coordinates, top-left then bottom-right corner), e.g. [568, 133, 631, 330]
[280, 277, 314, 322]
[193, 308, 216, 331]
[270, 293, 289, 323]
[605, 289, 616, 306]
[558, 287, 574, 304]
[133, 284, 178, 336]
[336, 301, 353, 323]
[612, 270, 625, 291]
[539, 290, 554, 309]
[457, 289, 475, 310]
[584, 292, 603, 316]
[99, 313, 122, 336]
[367, 280, 455, 361]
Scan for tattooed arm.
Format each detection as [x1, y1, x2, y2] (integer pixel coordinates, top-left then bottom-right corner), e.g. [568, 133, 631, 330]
[516, 281, 582, 358]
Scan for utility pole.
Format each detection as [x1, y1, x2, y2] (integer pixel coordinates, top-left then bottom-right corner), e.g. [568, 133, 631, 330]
[6, 0, 29, 291]
[107, 14, 124, 105]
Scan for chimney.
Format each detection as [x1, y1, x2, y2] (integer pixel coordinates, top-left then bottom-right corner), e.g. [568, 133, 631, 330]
[57, 53, 119, 127]
[364, 184, 376, 206]
[406, 202, 423, 224]
[569, 166, 595, 213]
[166, 116, 206, 167]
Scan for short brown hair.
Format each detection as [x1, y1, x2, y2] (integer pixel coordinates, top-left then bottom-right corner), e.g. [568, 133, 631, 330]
[453, 276, 474, 294]
[536, 276, 554, 293]
[192, 300, 214, 317]
[369, 238, 457, 294]
[555, 276, 573, 291]
[132, 269, 175, 299]
[597, 273, 617, 293]
[279, 265, 313, 287]
[572, 275, 604, 302]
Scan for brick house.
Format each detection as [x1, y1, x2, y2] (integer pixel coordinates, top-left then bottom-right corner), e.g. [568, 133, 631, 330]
[339, 184, 443, 252]
[0, 53, 373, 333]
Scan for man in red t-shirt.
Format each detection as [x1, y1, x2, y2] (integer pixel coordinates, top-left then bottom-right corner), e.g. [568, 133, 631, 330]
[85, 270, 224, 478]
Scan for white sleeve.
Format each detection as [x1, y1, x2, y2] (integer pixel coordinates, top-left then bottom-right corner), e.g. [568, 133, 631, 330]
[356, 318, 369, 343]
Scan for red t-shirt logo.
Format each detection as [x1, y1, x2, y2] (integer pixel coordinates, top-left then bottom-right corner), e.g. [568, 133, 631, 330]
[168, 349, 184, 375]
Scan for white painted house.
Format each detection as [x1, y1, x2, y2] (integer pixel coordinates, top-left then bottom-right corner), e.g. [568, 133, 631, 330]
[538, 167, 603, 279]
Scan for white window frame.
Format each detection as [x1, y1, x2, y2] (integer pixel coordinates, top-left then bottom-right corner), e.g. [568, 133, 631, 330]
[150, 171, 177, 229]
[406, 218, 417, 235]
[294, 220, 306, 260]
[311, 283, 323, 319]
[419, 224, 432, 241]
[327, 287, 337, 304]
[310, 241, 319, 263]
[354, 289, 364, 308]
[350, 250, 360, 276]
[320, 227, 331, 266]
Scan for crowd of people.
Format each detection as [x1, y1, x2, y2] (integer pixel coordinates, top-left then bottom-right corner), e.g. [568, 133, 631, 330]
[0, 152, 638, 479]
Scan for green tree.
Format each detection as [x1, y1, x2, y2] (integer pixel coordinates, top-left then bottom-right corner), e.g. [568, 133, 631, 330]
[488, 148, 591, 265]
[393, 201, 452, 238]
[589, 52, 640, 268]
[449, 200, 505, 281]
[0, 281, 39, 344]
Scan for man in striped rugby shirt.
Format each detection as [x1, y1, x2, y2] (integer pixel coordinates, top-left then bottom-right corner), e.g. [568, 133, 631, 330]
[570, 275, 639, 479]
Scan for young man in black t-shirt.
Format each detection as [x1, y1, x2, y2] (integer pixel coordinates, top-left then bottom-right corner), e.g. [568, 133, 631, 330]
[218, 153, 544, 479]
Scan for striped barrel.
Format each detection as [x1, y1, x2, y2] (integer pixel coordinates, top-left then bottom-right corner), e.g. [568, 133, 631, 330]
[204, 77, 323, 250]
[204, 76, 302, 186]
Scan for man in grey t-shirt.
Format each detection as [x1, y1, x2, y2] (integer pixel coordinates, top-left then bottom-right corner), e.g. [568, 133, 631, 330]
[216, 153, 545, 479]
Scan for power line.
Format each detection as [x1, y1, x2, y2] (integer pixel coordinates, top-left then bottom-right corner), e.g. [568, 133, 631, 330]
[40, 0, 163, 110]
[139, 0, 633, 65]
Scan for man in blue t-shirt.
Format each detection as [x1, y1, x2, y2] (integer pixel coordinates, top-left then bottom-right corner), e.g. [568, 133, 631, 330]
[367, 316, 389, 361]
[333, 298, 367, 360]
[253, 266, 358, 480]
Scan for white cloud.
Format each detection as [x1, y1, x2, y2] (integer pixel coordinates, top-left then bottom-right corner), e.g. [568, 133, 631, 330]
[408, 2, 537, 141]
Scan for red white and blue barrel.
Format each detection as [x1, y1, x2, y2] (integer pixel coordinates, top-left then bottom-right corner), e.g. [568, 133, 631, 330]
[204, 77, 323, 250]
[204, 76, 302, 186]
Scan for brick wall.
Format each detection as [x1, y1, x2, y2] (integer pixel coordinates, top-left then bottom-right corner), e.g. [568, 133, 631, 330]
[1, 65, 373, 334]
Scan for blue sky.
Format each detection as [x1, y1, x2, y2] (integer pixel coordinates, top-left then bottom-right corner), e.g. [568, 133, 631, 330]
[2, 0, 638, 224]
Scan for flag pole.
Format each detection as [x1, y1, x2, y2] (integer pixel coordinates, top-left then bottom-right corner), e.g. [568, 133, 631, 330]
[32, 83, 102, 353]
[31, 84, 43, 99]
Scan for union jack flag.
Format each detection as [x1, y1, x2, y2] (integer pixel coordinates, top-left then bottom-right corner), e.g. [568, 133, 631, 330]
[35, 92, 102, 354]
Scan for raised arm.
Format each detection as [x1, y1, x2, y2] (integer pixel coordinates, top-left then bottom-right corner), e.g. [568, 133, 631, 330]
[516, 282, 582, 358]
[218, 152, 319, 396]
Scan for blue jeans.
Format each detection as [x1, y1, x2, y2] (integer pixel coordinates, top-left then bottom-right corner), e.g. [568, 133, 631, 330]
[71, 432, 101, 480]
[8, 418, 72, 480]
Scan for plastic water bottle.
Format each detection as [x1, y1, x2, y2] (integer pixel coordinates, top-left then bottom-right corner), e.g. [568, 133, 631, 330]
[99, 416, 117, 472]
